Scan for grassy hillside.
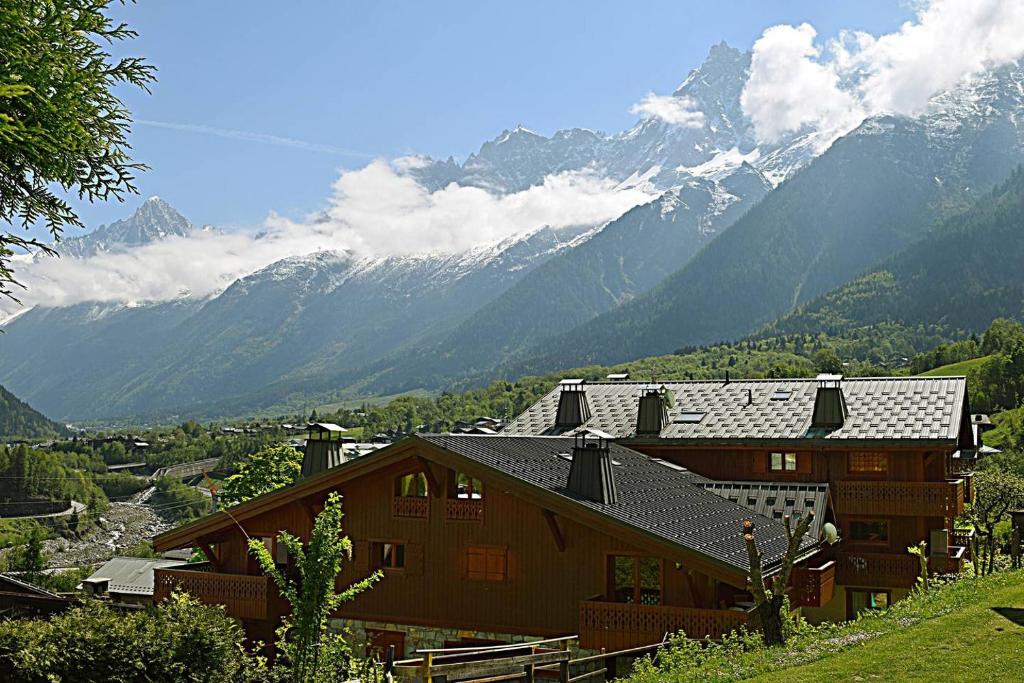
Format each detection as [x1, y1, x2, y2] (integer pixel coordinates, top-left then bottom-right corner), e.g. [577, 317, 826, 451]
[0, 385, 68, 439]
[919, 355, 992, 377]
[626, 570, 1024, 683]
[749, 573, 1024, 682]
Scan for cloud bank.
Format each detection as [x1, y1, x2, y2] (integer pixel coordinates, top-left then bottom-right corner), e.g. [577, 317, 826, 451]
[4, 163, 652, 315]
[742, 0, 1024, 142]
[630, 94, 705, 128]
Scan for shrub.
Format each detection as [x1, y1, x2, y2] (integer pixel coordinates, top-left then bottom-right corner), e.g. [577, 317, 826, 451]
[0, 592, 267, 682]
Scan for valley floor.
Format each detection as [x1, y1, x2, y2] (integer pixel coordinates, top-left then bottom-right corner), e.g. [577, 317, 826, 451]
[748, 573, 1024, 683]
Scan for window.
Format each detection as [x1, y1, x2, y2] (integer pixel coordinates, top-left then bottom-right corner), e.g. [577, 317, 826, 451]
[849, 519, 889, 544]
[379, 542, 405, 570]
[849, 452, 888, 474]
[770, 452, 798, 471]
[452, 472, 484, 499]
[467, 546, 506, 581]
[849, 590, 889, 617]
[609, 556, 661, 605]
[395, 472, 429, 497]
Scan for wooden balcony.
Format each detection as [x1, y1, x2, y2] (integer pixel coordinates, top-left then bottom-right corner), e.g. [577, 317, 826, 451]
[445, 498, 484, 522]
[153, 568, 270, 620]
[833, 479, 964, 518]
[392, 495, 429, 518]
[836, 550, 964, 589]
[578, 600, 748, 650]
[790, 560, 836, 608]
[836, 552, 920, 588]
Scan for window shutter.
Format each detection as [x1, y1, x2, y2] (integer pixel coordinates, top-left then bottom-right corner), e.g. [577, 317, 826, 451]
[404, 543, 424, 576]
[752, 453, 767, 474]
[467, 547, 486, 579]
[797, 453, 812, 474]
[353, 540, 370, 573]
[486, 548, 507, 581]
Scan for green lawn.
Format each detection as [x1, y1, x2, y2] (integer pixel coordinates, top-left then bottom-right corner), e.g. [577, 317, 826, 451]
[748, 575, 1024, 682]
[918, 355, 991, 377]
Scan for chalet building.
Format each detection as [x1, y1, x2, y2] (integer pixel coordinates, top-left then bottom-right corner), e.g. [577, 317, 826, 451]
[151, 373, 974, 660]
[503, 375, 975, 621]
[153, 431, 831, 658]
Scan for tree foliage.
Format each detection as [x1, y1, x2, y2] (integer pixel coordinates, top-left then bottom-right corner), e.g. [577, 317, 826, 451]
[220, 444, 302, 506]
[962, 467, 1024, 576]
[248, 492, 380, 683]
[0, 593, 266, 682]
[0, 0, 155, 301]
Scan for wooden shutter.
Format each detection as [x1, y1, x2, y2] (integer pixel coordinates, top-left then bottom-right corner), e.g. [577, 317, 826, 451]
[467, 547, 487, 579]
[353, 540, 370, 573]
[751, 453, 767, 474]
[485, 548, 507, 581]
[404, 543, 424, 576]
[797, 453, 812, 474]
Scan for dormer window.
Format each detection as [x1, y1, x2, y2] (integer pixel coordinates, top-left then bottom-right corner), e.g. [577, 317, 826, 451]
[393, 472, 429, 518]
[447, 471, 485, 522]
[396, 472, 429, 497]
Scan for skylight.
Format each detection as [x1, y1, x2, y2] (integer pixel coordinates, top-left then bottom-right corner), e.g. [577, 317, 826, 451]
[674, 412, 705, 424]
[771, 390, 791, 401]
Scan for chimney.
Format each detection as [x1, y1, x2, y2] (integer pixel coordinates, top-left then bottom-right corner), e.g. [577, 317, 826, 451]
[555, 380, 591, 430]
[811, 374, 848, 429]
[302, 423, 346, 477]
[636, 385, 670, 436]
[566, 431, 618, 505]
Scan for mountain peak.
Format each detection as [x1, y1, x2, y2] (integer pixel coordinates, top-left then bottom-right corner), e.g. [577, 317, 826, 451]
[54, 196, 195, 259]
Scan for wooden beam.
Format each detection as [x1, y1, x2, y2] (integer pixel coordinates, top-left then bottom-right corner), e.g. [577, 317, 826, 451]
[415, 456, 442, 497]
[198, 541, 221, 571]
[542, 509, 566, 552]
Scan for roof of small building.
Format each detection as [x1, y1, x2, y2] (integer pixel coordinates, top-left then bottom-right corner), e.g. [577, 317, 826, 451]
[693, 480, 830, 540]
[82, 557, 188, 596]
[419, 434, 819, 575]
[503, 377, 967, 443]
[308, 422, 346, 433]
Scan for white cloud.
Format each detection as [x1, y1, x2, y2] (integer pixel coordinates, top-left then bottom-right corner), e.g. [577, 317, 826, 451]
[741, 23, 864, 143]
[630, 94, 706, 128]
[741, 0, 1024, 142]
[3, 163, 653, 315]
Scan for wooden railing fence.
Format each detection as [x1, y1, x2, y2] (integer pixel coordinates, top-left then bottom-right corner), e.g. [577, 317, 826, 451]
[388, 635, 671, 683]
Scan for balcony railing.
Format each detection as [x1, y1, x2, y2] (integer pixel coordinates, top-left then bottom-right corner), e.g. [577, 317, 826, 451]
[392, 496, 429, 518]
[790, 560, 836, 608]
[836, 549, 964, 589]
[445, 498, 484, 522]
[154, 568, 269, 620]
[833, 479, 964, 517]
[578, 600, 749, 651]
[836, 552, 920, 588]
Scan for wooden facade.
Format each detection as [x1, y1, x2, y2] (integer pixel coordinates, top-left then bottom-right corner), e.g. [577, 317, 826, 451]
[153, 440, 765, 654]
[629, 443, 968, 616]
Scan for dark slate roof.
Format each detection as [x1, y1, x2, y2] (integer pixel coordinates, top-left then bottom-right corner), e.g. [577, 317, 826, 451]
[503, 377, 966, 443]
[696, 481, 829, 541]
[420, 434, 818, 575]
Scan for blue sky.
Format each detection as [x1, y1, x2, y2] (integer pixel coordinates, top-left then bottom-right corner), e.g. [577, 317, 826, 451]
[62, 1, 915, 234]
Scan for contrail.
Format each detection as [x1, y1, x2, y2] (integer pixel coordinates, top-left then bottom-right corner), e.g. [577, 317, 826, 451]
[136, 120, 377, 159]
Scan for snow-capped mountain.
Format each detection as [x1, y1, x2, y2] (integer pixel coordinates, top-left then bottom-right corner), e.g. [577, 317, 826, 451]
[4, 47, 1024, 421]
[53, 196, 195, 259]
[408, 43, 820, 196]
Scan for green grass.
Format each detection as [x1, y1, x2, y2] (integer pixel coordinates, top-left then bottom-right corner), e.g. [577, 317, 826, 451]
[918, 355, 991, 377]
[748, 573, 1024, 682]
[624, 570, 1024, 683]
